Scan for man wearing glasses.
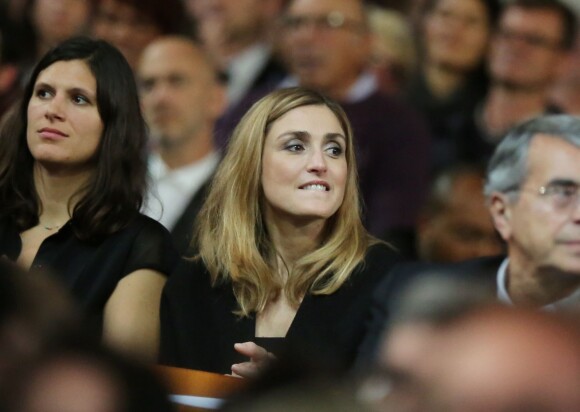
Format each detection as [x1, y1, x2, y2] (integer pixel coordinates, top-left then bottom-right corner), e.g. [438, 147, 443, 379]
[486, 115, 580, 307]
[358, 114, 580, 366]
[458, 0, 577, 162]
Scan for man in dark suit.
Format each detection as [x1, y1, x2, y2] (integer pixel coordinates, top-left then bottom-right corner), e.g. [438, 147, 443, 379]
[185, 0, 287, 110]
[358, 114, 580, 366]
[138, 36, 226, 255]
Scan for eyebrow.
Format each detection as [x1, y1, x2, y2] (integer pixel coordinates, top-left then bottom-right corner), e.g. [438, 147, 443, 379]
[326, 132, 346, 143]
[69, 87, 96, 99]
[35, 82, 96, 99]
[276, 130, 347, 142]
[546, 178, 580, 187]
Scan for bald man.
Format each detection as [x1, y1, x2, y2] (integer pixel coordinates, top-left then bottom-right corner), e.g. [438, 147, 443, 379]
[138, 36, 226, 255]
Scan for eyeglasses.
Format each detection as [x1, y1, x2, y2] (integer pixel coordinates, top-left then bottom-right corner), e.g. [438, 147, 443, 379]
[495, 28, 563, 50]
[280, 11, 365, 33]
[511, 181, 580, 211]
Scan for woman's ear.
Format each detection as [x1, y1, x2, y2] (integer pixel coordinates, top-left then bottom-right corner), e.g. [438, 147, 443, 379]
[488, 192, 512, 242]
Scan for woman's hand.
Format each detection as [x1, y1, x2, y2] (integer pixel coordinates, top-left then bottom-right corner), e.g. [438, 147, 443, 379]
[231, 341, 276, 378]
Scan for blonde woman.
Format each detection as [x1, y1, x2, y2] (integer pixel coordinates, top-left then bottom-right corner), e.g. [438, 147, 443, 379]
[159, 87, 401, 376]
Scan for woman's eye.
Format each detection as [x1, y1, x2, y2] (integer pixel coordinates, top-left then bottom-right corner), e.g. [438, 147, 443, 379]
[286, 143, 304, 152]
[326, 145, 343, 157]
[36, 89, 52, 99]
[72, 95, 89, 105]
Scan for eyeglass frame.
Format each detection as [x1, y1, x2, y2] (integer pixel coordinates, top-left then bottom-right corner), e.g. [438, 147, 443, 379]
[494, 27, 565, 50]
[503, 179, 580, 211]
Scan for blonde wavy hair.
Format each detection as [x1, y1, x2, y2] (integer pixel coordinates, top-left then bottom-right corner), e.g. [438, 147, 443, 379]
[196, 87, 377, 316]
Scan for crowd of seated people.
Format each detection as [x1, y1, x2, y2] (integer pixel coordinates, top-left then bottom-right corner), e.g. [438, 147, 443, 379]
[0, 0, 578, 410]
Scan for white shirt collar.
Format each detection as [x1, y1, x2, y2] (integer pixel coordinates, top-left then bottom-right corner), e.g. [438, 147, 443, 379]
[148, 151, 219, 187]
[496, 258, 512, 304]
[277, 71, 378, 103]
[226, 43, 270, 106]
[496, 258, 580, 311]
[144, 151, 220, 229]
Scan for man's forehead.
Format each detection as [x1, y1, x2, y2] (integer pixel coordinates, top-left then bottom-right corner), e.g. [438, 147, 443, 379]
[500, 6, 563, 37]
[525, 134, 580, 181]
[287, 0, 364, 20]
[529, 133, 580, 154]
[139, 43, 207, 76]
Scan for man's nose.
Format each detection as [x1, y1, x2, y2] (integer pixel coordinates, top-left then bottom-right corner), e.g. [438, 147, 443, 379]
[149, 82, 172, 103]
[570, 195, 580, 223]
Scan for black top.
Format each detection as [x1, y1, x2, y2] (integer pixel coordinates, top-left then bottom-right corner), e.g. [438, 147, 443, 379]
[406, 70, 489, 172]
[456, 103, 564, 164]
[159, 243, 402, 374]
[0, 215, 179, 332]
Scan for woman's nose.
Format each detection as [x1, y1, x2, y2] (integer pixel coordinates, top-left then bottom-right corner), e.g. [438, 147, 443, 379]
[45, 96, 65, 121]
[306, 148, 328, 173]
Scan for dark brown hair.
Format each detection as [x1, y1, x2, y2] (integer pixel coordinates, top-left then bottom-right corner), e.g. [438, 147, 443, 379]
[0, 36, 148, 241]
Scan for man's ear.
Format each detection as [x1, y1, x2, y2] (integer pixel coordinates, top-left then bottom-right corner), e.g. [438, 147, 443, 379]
[0, 64, 18, 93]
[549, 51, 571, 84]
[209, 82, 227, 121]
[489, 192, 512, 242]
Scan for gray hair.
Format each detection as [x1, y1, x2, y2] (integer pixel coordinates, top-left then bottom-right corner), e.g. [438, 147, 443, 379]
[389, 273, 494, 328]
[484, 115, 580, 198]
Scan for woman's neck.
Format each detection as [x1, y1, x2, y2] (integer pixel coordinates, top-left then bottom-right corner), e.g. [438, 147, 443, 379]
[266, 215, 325, 275]
[425, 63, 467, 100]
[33, 162, 92, 224]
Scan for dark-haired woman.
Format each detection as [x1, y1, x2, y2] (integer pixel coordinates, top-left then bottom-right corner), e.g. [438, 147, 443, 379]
[0, 37, 179, 361]
[408, 0, 500, 170]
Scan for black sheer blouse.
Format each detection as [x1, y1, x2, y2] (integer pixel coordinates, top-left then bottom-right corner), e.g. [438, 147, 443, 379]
[0, 215, 179, 332]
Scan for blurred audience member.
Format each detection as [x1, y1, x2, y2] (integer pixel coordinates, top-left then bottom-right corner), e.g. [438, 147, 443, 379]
[90, 0, 191, 70]
[24, 0, 91, 61]
[0, 37, 179, 361]
[223, 0, 431, 242]
[426, 307, 580, 411]
[358, 114, 580, 366]
[0, 14, 24, 121]
[357, 274, 493, 412]
[1, 0, 28, 23]
[460, 0, 578, 161]
[364, 302, 580, 412]
[0, 260, 80, 405]
[407, 0, 500, 170]
[138, 36, 226, 256]
[6, 340, 174, 412]
[417, 163, 504, 262]
[366, 5, 417, 96]
[186, 0, 287, 108]
[550, 30, 580, 115]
